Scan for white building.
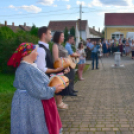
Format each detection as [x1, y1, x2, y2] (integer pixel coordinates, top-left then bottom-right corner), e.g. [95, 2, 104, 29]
[48, 19, 102, 41]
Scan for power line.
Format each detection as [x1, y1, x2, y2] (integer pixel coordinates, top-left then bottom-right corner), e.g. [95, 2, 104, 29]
[0, 4, 77, 9]
[0, 7, 79, 17]
[2, 12, 79, 20]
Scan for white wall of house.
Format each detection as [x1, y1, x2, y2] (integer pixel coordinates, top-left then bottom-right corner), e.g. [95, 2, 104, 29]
[80, 31, 86, 40]
[90, 34, 101, 38]
[86, 23, 90, 39]
[51, 31, 55, 37]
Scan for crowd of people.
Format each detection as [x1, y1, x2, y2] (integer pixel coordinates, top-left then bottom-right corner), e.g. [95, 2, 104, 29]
[85, 37, 134, 70]
[101, 38, 134, 59]
[8, 26, 87, 134]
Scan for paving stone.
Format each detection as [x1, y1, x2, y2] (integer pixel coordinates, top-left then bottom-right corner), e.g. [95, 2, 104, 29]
[95, 132, 105, 134]
[69, 128, 79, 132]
[113, 128, 119, 131]
[76, 132, 89, 134]
[106, 132, 115, 134]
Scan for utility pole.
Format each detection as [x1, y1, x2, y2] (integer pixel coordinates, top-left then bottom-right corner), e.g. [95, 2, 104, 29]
[80, 3, 82, 39]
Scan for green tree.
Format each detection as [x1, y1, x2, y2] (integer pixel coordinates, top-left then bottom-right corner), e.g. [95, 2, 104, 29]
[64, 27, 69, 43]
[30, 24, 38, 37]
[101, 28, 105, 38]
[70, 26, 75, 37]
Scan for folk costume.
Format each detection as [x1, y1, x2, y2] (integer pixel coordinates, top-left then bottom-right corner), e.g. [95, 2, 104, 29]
[8, 43, 62, 134]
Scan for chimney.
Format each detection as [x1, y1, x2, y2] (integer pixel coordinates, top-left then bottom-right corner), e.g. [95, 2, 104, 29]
[24, 22, 26, 27]
[98, 27, 100, 32]
[5, 21, 7, 26]
[93, 26, 95, 30]
[12, 22, 14, 26]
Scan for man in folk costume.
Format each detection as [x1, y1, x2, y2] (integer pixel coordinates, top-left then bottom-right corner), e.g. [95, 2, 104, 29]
[35, 26, 64, 134]
[65, 35, 80, 96]
[35, 26, 64, 76]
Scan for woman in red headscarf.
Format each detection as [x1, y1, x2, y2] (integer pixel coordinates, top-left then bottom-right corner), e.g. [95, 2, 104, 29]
[8, 43, 63, 134]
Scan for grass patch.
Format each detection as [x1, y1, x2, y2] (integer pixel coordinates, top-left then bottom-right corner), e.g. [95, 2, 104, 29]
[0, 73, 15, 134]
[0, 64, 90, 133]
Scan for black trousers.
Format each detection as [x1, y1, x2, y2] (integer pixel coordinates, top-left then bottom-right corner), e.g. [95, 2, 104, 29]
[66, 68, 75, 94]
[132, 51, 134, 57]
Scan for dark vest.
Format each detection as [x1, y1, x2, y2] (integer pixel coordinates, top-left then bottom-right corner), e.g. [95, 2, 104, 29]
[39, 44, 54, 76]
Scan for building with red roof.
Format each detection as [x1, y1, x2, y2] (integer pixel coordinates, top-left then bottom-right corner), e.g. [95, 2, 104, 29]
[105, 13, 134, 40]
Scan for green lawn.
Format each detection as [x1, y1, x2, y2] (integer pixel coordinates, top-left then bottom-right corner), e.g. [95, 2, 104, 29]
[0, 73, 15, 134]
[0, 64, 90, 133]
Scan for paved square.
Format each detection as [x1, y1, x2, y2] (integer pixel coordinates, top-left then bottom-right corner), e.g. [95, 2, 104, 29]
[59, 56, 134, 134]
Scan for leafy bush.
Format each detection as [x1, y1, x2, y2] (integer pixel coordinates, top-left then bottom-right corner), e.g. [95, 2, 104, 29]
[0, 26, 15, 40]
[0, 28, 38, 73]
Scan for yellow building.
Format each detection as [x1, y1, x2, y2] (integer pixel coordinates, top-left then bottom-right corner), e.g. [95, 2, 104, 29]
[105, 13, 134, 40]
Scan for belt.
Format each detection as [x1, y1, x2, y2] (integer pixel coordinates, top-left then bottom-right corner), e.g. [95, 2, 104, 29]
[17, 89, 27, 92]
[92, 52, 97, 53]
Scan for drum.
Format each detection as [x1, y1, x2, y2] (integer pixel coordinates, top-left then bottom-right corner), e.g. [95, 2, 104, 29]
[54, 57, 70, 69]
[49, 74, 69, 89]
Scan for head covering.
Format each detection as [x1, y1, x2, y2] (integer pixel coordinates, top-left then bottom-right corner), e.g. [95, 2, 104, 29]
[7, 42, 36, 67]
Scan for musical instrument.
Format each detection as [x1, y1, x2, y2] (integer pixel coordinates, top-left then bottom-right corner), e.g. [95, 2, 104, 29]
[54, 57, 70, 69]
[49, 74, 69, 89]
[68, 55, 79, 69]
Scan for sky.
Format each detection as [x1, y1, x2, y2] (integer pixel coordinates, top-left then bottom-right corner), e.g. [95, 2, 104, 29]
[1, 0, 134, 32]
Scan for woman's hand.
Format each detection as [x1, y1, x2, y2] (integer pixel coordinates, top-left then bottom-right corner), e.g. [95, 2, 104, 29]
[54, 84, 64, 94]
[55, 67, 64, 72]
[64, 67, 70, 74]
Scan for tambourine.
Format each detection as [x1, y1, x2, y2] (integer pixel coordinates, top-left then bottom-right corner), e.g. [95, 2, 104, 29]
[54, 57, 70, 69]
[48, 73, 69, 89]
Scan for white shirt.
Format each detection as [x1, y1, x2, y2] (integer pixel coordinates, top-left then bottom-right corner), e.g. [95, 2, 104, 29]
[130, 43, 134, 51]
[35, 41, 49, 73]
[77, 49, 85, 59]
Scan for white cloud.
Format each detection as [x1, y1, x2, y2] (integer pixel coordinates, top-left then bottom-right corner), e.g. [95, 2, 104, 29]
[91, 0, 103, 7]
[88, 4, 92, 7]
[99, 0, 133, 6]
[67, 5, 71, 9]
[87, 0, 133, 8]
[76, 1, 86, 6]
[53, 5, 58, 7]
[9, 5, 42, 13]
[37, 0, 55, 5]
[63, 0, 69, 1]
[9, 5, 15, 8]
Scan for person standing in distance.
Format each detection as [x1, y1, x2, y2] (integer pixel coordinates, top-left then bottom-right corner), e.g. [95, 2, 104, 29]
[65, 35, 80, 96]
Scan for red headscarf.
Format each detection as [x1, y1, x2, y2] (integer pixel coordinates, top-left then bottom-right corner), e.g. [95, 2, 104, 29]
[7, 42, 36, 68]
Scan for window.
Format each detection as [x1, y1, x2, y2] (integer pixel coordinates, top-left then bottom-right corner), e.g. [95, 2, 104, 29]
[112, 34, 115, 39]
[111, 32, 124, 40]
